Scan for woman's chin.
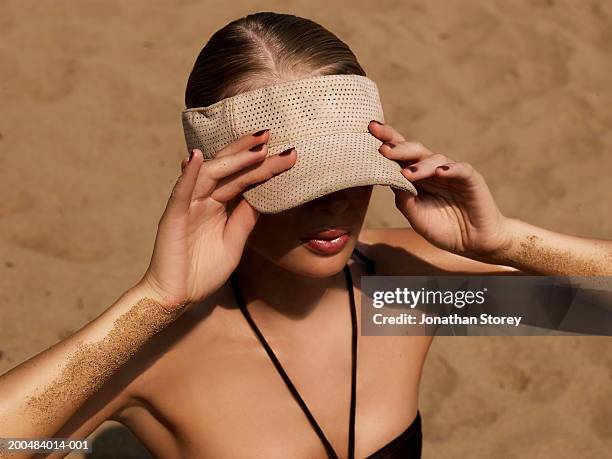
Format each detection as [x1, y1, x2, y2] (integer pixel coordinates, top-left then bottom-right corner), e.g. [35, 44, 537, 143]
[287, 240, 355, 278]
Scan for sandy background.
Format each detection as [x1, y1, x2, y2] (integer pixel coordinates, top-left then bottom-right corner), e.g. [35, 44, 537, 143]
[1, 0, 611, 457]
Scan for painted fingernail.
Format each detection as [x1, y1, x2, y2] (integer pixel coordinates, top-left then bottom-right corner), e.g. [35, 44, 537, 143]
[383, 142, 395, 148]
[371, 120, 384, 126]
[249, 143, 265, 152]
[408, 166, 418, 172]
[253, 129, 269, 137]
[439, 165, 450, 170]
[279, 147, 295, 156]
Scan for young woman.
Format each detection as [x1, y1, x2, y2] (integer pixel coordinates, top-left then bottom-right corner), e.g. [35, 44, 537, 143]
[1, 12, 610, 459]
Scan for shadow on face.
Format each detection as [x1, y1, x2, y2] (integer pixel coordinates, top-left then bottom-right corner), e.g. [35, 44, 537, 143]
[243, 185, 373, 278]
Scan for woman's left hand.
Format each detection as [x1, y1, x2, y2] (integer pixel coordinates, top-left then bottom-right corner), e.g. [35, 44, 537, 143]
[368, 120, 512, 258]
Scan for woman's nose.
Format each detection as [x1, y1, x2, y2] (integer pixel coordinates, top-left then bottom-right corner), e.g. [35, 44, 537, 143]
[306, 189, 350, 214]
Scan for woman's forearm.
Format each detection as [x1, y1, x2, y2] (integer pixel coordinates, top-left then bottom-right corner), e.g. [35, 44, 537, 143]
[0, 283, 189, 439]
[484, 218, 612, 275]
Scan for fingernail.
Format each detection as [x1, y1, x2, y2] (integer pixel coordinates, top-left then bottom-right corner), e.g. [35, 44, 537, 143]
[371, 120, 384, 126]
[253, 129, 269, 136]
[383, 142, 395, 148]
[279, 147, 295, 156]
[188, 150, 195, 162]
[249, 143, 265, 152]
[408, 166, 418, 172]
[439, 165, 450, 170]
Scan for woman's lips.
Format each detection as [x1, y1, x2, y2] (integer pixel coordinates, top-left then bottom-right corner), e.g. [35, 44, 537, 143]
[300, 228, 351, 254]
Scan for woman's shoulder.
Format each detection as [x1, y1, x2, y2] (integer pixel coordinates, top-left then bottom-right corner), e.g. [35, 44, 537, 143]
[356, 227, 520, 275]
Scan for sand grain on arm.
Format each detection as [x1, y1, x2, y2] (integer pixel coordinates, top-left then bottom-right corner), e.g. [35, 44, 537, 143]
[0, 287, 190, 443]
[23, 297, 188, 428]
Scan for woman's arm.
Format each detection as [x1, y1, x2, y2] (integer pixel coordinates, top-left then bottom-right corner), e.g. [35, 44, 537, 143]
[0, 129, 296, 455]
[367, 121, 611, 276]
[478, 218, 612, 275]
[0, 282, 182, 440]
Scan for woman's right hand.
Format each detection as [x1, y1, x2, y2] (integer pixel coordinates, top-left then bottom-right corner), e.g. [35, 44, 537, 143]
[137, 130, 296, 308]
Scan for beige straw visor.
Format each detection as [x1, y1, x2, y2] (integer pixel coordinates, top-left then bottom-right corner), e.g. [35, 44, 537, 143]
[181, 74, 417, 214]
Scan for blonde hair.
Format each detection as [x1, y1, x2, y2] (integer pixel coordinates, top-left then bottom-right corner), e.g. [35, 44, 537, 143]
[184, 12, 366, 108]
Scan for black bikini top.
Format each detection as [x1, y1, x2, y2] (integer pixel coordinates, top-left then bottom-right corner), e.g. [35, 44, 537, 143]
[229, 248, 422, 459]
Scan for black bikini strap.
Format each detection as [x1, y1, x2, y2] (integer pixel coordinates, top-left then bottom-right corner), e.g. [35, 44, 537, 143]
[352, 247, 376, 275]
[346, 263, 357, 459]
[229, 263, 359, 459]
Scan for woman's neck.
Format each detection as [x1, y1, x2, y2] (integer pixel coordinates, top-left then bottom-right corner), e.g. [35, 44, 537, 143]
[234, 247, 348, 321]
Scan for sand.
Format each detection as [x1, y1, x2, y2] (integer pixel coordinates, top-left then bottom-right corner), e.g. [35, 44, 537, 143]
[0, 0, 610, 457]
[24, 296, 185, 429]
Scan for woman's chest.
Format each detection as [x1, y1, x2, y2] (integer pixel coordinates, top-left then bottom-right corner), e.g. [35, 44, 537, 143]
[125, 323, 432, 458]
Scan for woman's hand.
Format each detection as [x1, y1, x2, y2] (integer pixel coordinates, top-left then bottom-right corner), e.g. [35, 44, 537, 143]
[368, 120, 512, 258]
[137, 131, 297, 308]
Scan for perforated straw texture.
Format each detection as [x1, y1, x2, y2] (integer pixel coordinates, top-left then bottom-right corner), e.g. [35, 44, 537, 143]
[181, 74, 417, 214]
